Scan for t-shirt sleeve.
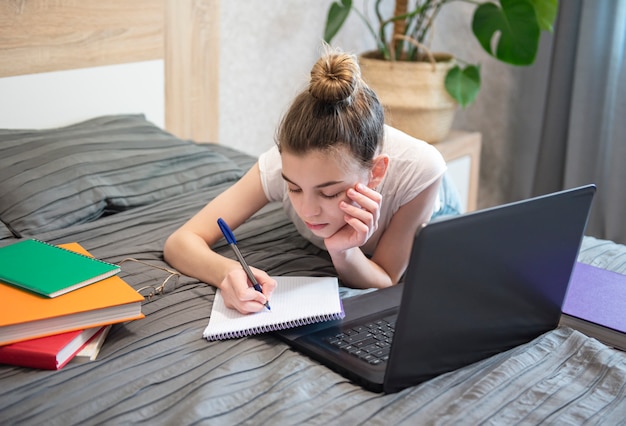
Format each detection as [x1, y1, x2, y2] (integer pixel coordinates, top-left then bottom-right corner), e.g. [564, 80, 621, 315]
[257, 145, 285, 202]
[385, 127, 447, 207]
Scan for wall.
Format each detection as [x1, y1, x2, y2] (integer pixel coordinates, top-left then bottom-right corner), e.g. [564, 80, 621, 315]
[219, 0, 367, 156]
[0, 60, 164, 130]
[430, 2, 521, 209]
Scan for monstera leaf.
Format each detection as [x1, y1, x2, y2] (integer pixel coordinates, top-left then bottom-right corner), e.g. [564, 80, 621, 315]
[445, 65, 481, 108]
[472, 0, 556, 65]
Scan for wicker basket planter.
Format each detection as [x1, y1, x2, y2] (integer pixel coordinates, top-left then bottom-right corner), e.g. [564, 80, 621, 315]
[359, 51, 458, 144]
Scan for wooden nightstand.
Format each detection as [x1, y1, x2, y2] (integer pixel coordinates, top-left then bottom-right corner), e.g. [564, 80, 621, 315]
[433, 131, 482, 212]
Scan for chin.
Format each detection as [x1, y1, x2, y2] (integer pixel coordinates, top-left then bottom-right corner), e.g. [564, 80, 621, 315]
[309, 224, 342, 240]
[308, 228, 330, 239]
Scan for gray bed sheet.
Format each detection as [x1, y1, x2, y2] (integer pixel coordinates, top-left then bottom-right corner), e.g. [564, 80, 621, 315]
[1, 144, 626, 425]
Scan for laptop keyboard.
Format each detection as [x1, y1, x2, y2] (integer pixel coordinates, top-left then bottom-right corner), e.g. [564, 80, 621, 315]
[325, 315, 396, 365]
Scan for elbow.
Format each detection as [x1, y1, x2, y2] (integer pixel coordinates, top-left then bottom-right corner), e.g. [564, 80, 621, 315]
[163, 231, 180, 266]
[386, 266, 406, 288]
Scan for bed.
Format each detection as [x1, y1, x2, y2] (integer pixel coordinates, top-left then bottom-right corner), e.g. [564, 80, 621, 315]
[1, 1, 626, 425]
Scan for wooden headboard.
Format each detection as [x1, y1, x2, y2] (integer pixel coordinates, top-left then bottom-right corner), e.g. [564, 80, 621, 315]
[0, 0, 219, 142]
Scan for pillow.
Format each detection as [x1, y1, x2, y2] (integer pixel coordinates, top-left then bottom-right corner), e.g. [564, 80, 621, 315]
[0, 115, 244, 236]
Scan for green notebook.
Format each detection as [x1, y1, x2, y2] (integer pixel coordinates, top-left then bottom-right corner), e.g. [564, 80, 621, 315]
[0, 239, 120, 298]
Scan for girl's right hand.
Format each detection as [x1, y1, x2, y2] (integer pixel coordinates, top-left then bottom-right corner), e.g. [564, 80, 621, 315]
[325, 183, 382, 254]
[219, 267, 276, 314]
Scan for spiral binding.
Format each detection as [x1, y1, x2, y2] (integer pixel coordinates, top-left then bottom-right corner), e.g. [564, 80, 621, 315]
[207, 311, 346, 341]
[32, 238, 118, 267]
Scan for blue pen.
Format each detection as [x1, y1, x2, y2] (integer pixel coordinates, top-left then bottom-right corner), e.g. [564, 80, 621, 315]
[217, 218, 271, 311]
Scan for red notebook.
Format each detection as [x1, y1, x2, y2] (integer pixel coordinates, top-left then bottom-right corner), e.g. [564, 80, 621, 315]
[0, 326, 105, 370]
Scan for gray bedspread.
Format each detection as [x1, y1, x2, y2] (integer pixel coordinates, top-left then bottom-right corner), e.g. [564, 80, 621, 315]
[1, 116, 625, 425]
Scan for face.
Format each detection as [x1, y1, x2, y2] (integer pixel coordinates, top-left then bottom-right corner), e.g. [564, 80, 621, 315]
[281, 148, 369, 239]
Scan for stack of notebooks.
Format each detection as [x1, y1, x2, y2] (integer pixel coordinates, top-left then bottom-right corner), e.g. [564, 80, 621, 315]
[0, 239, 144, 370]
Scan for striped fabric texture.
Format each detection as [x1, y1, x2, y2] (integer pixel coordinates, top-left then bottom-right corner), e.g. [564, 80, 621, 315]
[1, 118, 625, 424]
[0, 115, 243, 237]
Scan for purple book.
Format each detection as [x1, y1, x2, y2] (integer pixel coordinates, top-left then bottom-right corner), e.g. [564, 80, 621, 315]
[560, 261, 626, 350]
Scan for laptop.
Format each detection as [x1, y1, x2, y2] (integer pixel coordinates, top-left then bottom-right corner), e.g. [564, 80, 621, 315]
[275, 184, 596, 393]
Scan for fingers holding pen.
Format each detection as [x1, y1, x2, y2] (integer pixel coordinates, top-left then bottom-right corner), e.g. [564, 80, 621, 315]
[217, 218, 275, 313]
[251, 266, 276, 301]
[222, 268, 276, 314]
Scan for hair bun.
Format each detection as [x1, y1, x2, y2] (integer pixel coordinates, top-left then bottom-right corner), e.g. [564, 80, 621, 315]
[309, 52, 361, 104]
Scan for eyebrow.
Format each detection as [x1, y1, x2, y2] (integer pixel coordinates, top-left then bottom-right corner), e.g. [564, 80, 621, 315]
[281, 173, 344, 189]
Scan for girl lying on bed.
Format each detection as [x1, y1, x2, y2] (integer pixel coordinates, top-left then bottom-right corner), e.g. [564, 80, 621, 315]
[164, 48, 446, 314]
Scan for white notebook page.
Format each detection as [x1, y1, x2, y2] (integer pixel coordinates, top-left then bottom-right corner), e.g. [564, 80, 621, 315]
[203, 276, 344, 340]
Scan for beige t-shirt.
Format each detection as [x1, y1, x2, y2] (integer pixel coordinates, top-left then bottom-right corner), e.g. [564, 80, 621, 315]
[258, 125, 446, 255]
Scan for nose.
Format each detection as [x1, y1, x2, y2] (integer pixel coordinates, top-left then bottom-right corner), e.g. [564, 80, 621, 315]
[300, 193, 321, 218]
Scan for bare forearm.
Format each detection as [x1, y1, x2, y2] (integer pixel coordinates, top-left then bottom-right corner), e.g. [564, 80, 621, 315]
[163, 230, 238, 289]
[329, 247, 394, 289]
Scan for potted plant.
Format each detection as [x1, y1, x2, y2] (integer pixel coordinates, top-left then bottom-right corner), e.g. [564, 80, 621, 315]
[324, 0, 558, 142]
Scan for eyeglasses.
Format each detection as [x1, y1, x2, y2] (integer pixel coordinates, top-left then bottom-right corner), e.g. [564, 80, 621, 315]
[118, 258, 182, 302]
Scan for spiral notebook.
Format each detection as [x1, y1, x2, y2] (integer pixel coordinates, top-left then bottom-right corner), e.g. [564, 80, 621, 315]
[203, 276, 344, 341]
[0, 239, 120, 298]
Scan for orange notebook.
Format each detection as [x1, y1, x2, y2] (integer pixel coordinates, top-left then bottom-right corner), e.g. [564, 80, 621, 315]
[0, 243, 144, 346]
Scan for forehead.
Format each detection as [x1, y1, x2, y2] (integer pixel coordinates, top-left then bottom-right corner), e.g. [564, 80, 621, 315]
[282, 145, 361, 168]
[280, 147, 363, 184]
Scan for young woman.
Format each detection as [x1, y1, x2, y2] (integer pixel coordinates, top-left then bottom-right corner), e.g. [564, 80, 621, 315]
[164, 49, 446, 314]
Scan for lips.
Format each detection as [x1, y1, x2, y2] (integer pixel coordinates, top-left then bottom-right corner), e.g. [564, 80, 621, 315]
[305, 222, 328, 231]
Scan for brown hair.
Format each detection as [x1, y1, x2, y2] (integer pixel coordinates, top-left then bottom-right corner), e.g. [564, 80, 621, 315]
[276, 50, 384, 169]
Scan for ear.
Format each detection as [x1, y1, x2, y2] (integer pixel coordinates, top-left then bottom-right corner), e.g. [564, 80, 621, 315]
[367, 154, 389, 188]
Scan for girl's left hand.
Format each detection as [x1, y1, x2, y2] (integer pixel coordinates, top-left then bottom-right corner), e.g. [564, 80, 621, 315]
[324, 183, 382, 253]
